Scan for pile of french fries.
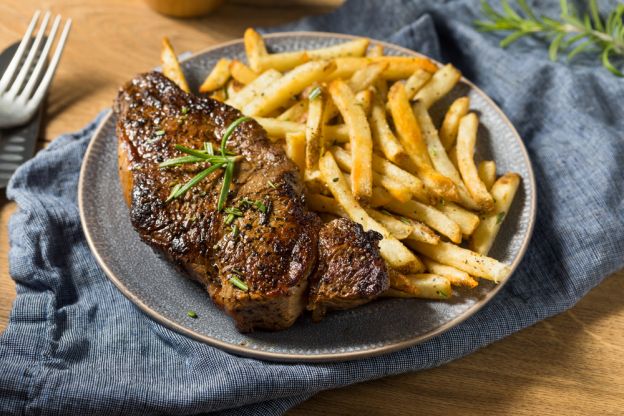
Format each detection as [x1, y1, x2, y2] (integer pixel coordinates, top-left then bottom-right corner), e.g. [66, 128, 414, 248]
[161, 31, 521, 300]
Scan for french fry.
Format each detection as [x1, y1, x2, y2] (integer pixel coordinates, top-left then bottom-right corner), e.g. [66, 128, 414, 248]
[437, 201, 480, 236]
[161, 37, 190, 93]
[307, 193, 346, 217]
[440, 97, 470, 150]
[369, 95, 406, 164]
[225, 69, 281, 110]
[199, 58, 231, 93]
[470, 173, 521, 255]
[422, 257, 478, 288]
[244, 28, 267, 71]
[456, 113, 495, 211]
[374, 79, 388, 102]
[366, 43, 384, 57]
[253, 51, 309, 72]
[366, 208, 413, 240]
[388, 272, 452, 299]
[348, 63, 388, 92]
[413, 63, 461, 109]
[370, 152, 430, 204]
[285, 131, 306, 174]
[404, 69, 432, 99]
[331, 147, 412, 203]
[388, 82, 459, 201]
[225, 80, 243, 100]
[244, 60, 336, 117]
[412, 100, 480, 210]
[385, 198, 462, 243]
[331, 57, 438, 80]
[255, 118, 303, 140]
[307, 38, 369, 59]
[229, 60, 258, 84]
[277, 100, 308, 123]
[406, 240, 511, 283]
[388, 213, 439, 244]
[305, 88, 326, 178]
[319, 152, 424, 273]
[478, 160, 497, 191]
[354, 88, 373, 115]
[328, 79, 373, 200]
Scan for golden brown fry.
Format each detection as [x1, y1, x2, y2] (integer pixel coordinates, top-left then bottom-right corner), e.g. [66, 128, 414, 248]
[413, 63, 461, 109]
[437, 201, 480, 236]
[307, 193, 346, 217]
[331, 147, 412, 203]
[366, 43, 384, 57]
[255, 118, 303, 141]
[388, 82, 458, 201]
[406, 240, 511, 283]
[244, 60, 336, 117]
[244, 28, 268, 71]
[385, 198, 462, 243]
[285, 131, 306, 174]
[328, 79, 373, 200]
[319, 152, 424, 273]
[209, 89, 227, 102]
[305, 88, 326, 178]
[403, 69, 432, 99]
[422, 257, 478, 288]
[161, 37, 190, 93]
[365, 208, 412, 240]
[411, 100, 480, 210]
[388, 214, 439, 244]
[388, 272, 452, 299]
[307, 38, 369, 59]
[440, 97, 470, 150]
[354, 89, 373, 115]
[470, 172, 521, 255]
[229, 60, 258, 84]
[369, 94, 406, 164]
[370, 152, 430, 204]
[199, 58, 231, 93]
[456, 113, 495, 211]
[225, 69, 281, 110]
[347, 62, 388, 92]
[253, 51, 309, 72]
[277, 100, 309, 123]
[331, 56, 438, 80]
[478, 160, 497, 191]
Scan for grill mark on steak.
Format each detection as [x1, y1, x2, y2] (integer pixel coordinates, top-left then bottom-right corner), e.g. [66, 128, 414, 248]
[115, 71, 389, 332]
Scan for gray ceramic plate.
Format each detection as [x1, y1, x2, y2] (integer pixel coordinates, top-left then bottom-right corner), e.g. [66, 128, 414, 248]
[79, 32, 536, 362]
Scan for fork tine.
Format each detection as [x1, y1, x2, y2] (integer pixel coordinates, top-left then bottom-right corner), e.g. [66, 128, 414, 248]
[28, 19, 72, 109]
[0, 10, 41, 93]
[7, 11, 51, 99]
[19, 15, 61, 102]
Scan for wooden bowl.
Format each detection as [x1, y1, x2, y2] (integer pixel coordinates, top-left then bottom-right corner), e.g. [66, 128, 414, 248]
[144, 0, 224, 18]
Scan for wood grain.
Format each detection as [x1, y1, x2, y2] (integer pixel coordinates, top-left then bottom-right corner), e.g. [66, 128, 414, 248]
[1, 1, 623, 415]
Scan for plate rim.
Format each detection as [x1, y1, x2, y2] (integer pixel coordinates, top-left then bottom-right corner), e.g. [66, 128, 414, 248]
[78, 31, 537, 362]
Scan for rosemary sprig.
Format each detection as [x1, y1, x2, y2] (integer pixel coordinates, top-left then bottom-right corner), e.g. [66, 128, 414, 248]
[475, 0, 624, 76]
[159, 116, 250, 206]
[228, 274, 249, 291]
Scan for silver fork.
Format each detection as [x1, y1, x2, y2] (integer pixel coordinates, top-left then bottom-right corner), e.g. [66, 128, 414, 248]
[0, 11, 72, 128]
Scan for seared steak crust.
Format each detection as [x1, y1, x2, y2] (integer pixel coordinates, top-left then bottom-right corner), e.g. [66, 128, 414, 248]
[308, 218, 389, 320]
[115, 72, 320, 331]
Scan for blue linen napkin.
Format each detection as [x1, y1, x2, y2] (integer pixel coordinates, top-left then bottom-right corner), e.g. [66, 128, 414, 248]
[2, 0, 623, 414]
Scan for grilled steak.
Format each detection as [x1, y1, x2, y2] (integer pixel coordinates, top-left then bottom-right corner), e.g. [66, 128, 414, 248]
[115, 71, 389, 332]
[308, 218, 389, 321]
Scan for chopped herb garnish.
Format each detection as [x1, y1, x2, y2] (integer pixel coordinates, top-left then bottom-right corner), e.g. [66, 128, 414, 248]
[181, 106, 189, 115]
[231, 224, 239, 237]
[332, 177, 339, 182]
[268, 180, 277, 189]
[399, 216, 410, 225]
[381, 209, 393, 216]
[224, 207, 243, 216]
[154, 129, 165, 136]
[436, 291, 449, 299]
[496, 211, 506, 225]
[229, 274, 249, 291]
[159, 117, 250, 207]
[187, 310, 198, 318]
[308, 86, 322, 100]
[253, 200, 267, 214]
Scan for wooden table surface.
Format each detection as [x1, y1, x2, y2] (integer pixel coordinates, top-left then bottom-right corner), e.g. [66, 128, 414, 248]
[1, 1, 623, 414]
